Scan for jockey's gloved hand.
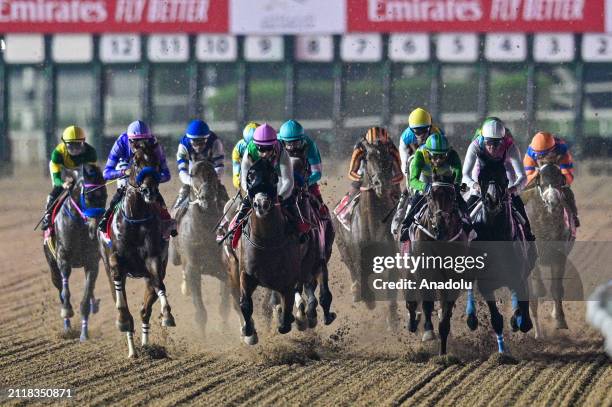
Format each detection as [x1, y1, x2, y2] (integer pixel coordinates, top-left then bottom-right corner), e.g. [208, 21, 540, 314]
[121, 169, 131, 177]
[424, 183, 432, 194]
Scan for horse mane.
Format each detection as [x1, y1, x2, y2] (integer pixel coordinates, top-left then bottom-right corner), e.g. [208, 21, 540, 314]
[247, 159, 278, 197]
[476, 152, 508, 188]
[191, 159, 217, 179]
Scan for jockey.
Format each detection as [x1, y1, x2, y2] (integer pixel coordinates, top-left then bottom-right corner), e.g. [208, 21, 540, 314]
[173, 119, 226, 209]
[98, 120, 174, 236]
[231, 121, 259, 190]
[42, 125, 98, 232]
[399, 108, 444, 176]
[336, 127, 403, 224]
[400, 131, 470, 239]
[463, 118, 535, 240]
[277, 119, 328, 215]
[232, 123, 308, 240]
[524, 131, 579, 227]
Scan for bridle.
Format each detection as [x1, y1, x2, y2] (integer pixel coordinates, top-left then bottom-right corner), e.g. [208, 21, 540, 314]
[415, 182, 463, 242]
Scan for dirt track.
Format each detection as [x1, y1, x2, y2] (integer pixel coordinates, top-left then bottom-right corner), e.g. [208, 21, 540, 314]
[0, 166, 610, 406]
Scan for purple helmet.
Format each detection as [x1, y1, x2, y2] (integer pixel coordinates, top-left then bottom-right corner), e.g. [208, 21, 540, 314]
[127, 120, 153, 140]
[253, 123, 278, 146]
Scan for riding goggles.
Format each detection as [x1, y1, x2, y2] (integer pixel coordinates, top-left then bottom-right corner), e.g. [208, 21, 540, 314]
[256, 144, 274, 153]
[284, 139, 304, 151]
[411, 126, 431, 136]
[430, 152, 448, 161]
[65, 141, 85, 155]
[484, 138, 503, 147]
[129, 138, 151, 150]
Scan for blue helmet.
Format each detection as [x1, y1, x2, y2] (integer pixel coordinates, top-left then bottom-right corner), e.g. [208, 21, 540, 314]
[185, 119, 210, 139]
[278, 120, 305, 142]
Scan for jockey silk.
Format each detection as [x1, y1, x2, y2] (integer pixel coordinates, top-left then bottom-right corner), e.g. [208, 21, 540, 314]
[103, 133, 171, 182]
[49, 142, 97, 187]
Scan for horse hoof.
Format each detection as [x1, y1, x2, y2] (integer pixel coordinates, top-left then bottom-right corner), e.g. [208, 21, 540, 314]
[296, 317, 308, 331]
[365, 300, 376, 310]
[324, 312, 337, 326]
[162, 315, 176, 327]
[91, 299, 101, 314]
[243, 332, 258, 346]
[422, 330, 436, 341]
[467, 314, 479, 331]
[555, 318, 568, 330]
[308, 316, 318, 329]
[510, 315, 519, 332]
[61, 307, 74, 319]
[80, 332, 89, 342]
[278, 323, 292, 335]
[127, 352, 137, 359]
[116, 320, 131, 332]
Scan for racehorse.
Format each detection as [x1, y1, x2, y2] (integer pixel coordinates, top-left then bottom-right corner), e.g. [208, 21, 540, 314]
[466, 154, 532, 353]
[43, 164, 107, 341]
[170, 159, 231, 334]
[404, 175, 470, 354]
[290, 157, 336, 330]
[98, 146, 175, 358]
[238, 159, 302, 345]
[522, 161, 576, 337]
[333, 139, 401, 330]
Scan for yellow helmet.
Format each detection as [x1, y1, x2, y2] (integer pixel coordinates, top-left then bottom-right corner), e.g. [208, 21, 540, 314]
[408, 108, 432, 129]
[62, 125, 86, 143]
[242, 121, 260, 142]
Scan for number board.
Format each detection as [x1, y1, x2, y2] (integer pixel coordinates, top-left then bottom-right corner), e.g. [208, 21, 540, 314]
[534, 34, 574, 62]
[340, 34, 382, 62]
[244, 36, 284, 62]
[100, 35, 141, 63]
[582, 34, 612, 62]
[196, 35, 237, 62]
[485, 34, 527, 62]
[388, 34, 430, 62]
[295, 35, 334, 62]
[53, 34, 93, 63]
[436, 34, 478, 62]
[3, 34, 45, 64]
[148, 34, 189, 63]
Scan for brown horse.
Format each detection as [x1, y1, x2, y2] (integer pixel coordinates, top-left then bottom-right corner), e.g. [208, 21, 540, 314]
[404, 177, 470, 355]
[238, 159, 302, 345]
[98, 147, 175, 358]
[290, 157, 336, 329]
[333, 140, 401, 329]
[170, 159, 232, 335]
[522, 161, 576, 337]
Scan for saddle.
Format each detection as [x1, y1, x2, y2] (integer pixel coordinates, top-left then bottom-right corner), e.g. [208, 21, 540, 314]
[333, 192, 361, 231]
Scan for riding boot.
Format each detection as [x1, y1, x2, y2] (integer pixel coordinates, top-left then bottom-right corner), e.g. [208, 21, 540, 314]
[562, 187, 580, 227]
[42, 186, 64, 231]
[229, 195, 252, 245]
[98, 186, 125, 232]
[173, 184, 190, 210]
[391, 190, 409, 236]
[399, 193, 425, 242]
[455, 187, 473, 235]
[336, 181, 361, 225]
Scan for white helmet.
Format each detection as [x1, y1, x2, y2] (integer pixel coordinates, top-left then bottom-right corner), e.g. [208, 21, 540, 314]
[482, 118, 506, 139]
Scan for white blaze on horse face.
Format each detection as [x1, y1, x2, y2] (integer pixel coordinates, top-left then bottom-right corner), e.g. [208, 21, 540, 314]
[542, 185, 561, 213]
[253, 192, 272, 218]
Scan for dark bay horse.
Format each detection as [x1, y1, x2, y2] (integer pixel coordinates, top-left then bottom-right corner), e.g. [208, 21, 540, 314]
[170, 159, 231, 334]
[238, 159, 302, 345]
[467, 155, 532, 353]
[404, 177, 470, 355]
[98, 147, 175, 358]
[43, 164, 107, 341]
[333, 140, 401, 329]
[522, 161, 576, 337]
[290, 157, 336, 330]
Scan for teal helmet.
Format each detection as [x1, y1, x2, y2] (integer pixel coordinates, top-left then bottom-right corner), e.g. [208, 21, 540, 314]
[425, 131, 449, 154]
[278, 120, 305, 142]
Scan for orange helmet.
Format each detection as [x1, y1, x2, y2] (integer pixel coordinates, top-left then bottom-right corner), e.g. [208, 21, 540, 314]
[365, 127, 389, 145]
[530, 131, 556, 152]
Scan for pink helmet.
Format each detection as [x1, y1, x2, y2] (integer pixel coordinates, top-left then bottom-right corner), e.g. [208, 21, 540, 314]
[253, 123, 278, 146]
[127, 120, 153, 140]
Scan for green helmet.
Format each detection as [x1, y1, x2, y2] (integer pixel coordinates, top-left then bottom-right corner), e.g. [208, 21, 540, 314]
[425, 131, 449, 154]
[278, 120, 304, 142]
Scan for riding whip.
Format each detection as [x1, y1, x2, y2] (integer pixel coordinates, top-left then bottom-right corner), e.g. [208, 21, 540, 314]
[210, 189, 242, 233]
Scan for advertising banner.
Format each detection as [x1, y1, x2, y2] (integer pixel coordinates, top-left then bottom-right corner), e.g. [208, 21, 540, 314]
[347, 0, 606, 33]
[0, 0, 229, 33]
[230, 0, 346, 34]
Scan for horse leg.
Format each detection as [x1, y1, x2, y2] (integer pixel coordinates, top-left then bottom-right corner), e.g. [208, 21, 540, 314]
[278, 287, 296, 335]
[530, 299, 543, 339]
[57, 255, 74, 330]
[240, 272, 258, 345]
[79, 263, 99, 342]
[387, 300, 399, 332]
[406, 300, 420, 333]
[294, 283, 307, 331]
[422, 300, 436, 341]
[140, 282, 157, 346]
[466, 289, 478, 331]
[304, 281, 319, 329]
[112, 276, 135, 358]
[149, 257, 176, 327]
[190, 271, 207, 334]
[439, 300, 454, 355]
[551, 261, 568, 329]
[318, 266, 336, 325]
[486, 300, 505, 353]
[219, 279, 231, 324]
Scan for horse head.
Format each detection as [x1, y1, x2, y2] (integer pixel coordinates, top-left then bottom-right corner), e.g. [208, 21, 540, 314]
[362, 141, 395, 197]
[130, 146, 160, 204]
[70, 164, 107, 238]
[537, 161, 565, 213]
[426, 174, 458, 240]
[477, 154, 508, 218]
[247, 159, 279, 218]
[190, 159, 219, 210]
